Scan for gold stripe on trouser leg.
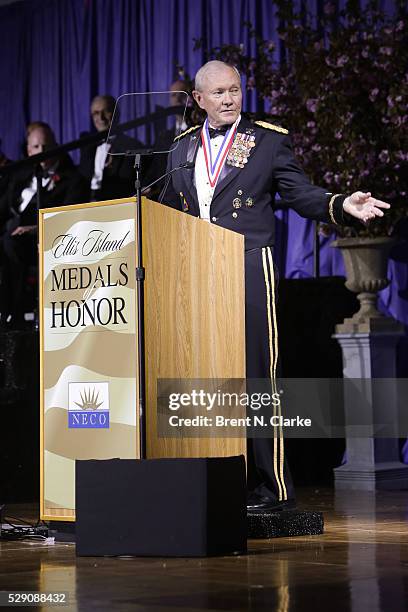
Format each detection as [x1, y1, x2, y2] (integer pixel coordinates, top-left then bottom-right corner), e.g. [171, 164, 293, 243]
[267, 246, 287, 500]
[262, 248, 283, 501]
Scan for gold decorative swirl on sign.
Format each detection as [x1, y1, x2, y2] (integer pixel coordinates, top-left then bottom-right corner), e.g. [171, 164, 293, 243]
[42, 200, 135, 252]
[43, 326, 136, 389]
[45, 407, 137, 460]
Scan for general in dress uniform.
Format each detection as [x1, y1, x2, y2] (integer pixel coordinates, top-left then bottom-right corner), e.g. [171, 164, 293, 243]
[163, 60, 389, 511]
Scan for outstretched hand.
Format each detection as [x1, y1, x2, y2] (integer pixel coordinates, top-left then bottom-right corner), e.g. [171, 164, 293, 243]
[343, 191, 390, 223]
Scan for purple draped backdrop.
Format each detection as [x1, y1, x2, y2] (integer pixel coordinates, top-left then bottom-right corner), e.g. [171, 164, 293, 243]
[0, 0, 406, 460]
[0, 0, 402, 159]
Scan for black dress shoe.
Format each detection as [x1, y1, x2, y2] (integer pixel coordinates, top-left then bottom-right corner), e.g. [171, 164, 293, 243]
[247, 494, 297, 513]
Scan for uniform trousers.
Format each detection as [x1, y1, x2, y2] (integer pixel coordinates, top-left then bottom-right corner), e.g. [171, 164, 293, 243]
[245, 246, 295, 502]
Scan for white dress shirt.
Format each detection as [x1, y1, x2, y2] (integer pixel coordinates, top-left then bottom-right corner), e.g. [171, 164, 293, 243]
[91, 142, 111, 191]
[18, 164, 61, 212]
[175, 117, 188, 133]
[195, 115, 241, 222]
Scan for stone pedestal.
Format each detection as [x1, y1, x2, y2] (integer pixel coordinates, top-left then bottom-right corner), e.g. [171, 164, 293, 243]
[333, 318, 408, 490]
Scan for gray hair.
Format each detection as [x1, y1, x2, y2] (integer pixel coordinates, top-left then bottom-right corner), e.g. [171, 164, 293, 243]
[91, 95, 116, 113]
[194, 61, 241, 91]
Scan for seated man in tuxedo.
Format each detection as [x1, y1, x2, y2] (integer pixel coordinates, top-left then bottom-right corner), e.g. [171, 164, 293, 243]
[0, 123, 87, 328]
[79, 94, 141, 201]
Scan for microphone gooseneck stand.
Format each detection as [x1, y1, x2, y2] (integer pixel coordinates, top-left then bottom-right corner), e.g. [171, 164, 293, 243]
[35, 164, 44, 331]
[133, 152, 147, 460]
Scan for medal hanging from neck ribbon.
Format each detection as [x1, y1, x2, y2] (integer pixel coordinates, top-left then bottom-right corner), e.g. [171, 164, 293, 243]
[201, 118, 238, 188]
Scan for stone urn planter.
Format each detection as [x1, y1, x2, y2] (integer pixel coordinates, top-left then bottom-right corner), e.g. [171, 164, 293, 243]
[331, 236, 398, 329]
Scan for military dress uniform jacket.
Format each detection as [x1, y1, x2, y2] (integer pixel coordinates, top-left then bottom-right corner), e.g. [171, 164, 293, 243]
[164, 115, 350, 250]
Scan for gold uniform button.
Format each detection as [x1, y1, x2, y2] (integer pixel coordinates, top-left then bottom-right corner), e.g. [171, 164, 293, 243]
[232, 212, 238, 219]
[237, 189, 243, 195]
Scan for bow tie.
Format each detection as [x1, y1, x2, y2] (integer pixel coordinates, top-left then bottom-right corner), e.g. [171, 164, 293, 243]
[208, 125, 230, 139]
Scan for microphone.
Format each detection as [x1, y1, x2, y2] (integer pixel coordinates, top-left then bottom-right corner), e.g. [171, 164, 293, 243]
[141, 161, 194, 199]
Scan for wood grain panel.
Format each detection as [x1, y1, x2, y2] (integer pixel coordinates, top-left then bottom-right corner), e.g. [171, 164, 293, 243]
[43, 507, 75, 521]
[143, 198, 246, 459]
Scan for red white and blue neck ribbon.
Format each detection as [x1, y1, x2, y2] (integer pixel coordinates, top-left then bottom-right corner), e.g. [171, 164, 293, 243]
[201, 118, 238, 188]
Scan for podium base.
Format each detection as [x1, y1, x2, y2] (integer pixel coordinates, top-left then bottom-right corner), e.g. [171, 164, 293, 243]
[247, 510, 324, 539]
[76, 457, 247, 557]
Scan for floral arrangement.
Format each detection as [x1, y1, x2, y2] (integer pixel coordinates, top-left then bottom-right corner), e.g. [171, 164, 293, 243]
[191, 0, 408, 237]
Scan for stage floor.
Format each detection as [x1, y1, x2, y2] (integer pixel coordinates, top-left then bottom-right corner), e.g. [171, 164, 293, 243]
[1, 487, 407, 611]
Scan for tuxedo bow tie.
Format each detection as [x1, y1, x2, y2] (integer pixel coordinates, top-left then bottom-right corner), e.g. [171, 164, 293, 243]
[208, 125, 230, 138]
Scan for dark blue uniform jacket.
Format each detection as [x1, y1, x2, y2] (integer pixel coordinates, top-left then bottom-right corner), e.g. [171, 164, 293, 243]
[164, 115, 351, 250]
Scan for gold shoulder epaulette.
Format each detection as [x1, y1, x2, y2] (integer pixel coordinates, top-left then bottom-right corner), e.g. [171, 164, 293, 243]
[174, 125, 201, 141]
[255, 121, 289, 135]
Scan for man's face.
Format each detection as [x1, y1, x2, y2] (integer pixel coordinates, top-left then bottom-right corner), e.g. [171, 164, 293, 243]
[91, 98, 114, 132]
[27, 128, 56, 169]
[193, 66, 242, 128]
[169, 81, 187, 107]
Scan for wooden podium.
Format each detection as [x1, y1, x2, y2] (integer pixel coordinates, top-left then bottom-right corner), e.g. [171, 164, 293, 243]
[39, 197, 246, 521]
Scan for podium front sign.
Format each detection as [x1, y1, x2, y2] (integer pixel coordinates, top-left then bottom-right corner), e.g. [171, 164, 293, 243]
[39, 198, 139, 521]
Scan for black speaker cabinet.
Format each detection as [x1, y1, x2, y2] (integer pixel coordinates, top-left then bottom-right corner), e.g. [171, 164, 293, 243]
[76, 456, 247, 557]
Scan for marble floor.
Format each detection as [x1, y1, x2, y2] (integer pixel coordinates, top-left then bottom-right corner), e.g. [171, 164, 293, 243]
[0, 487, 407, 611]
